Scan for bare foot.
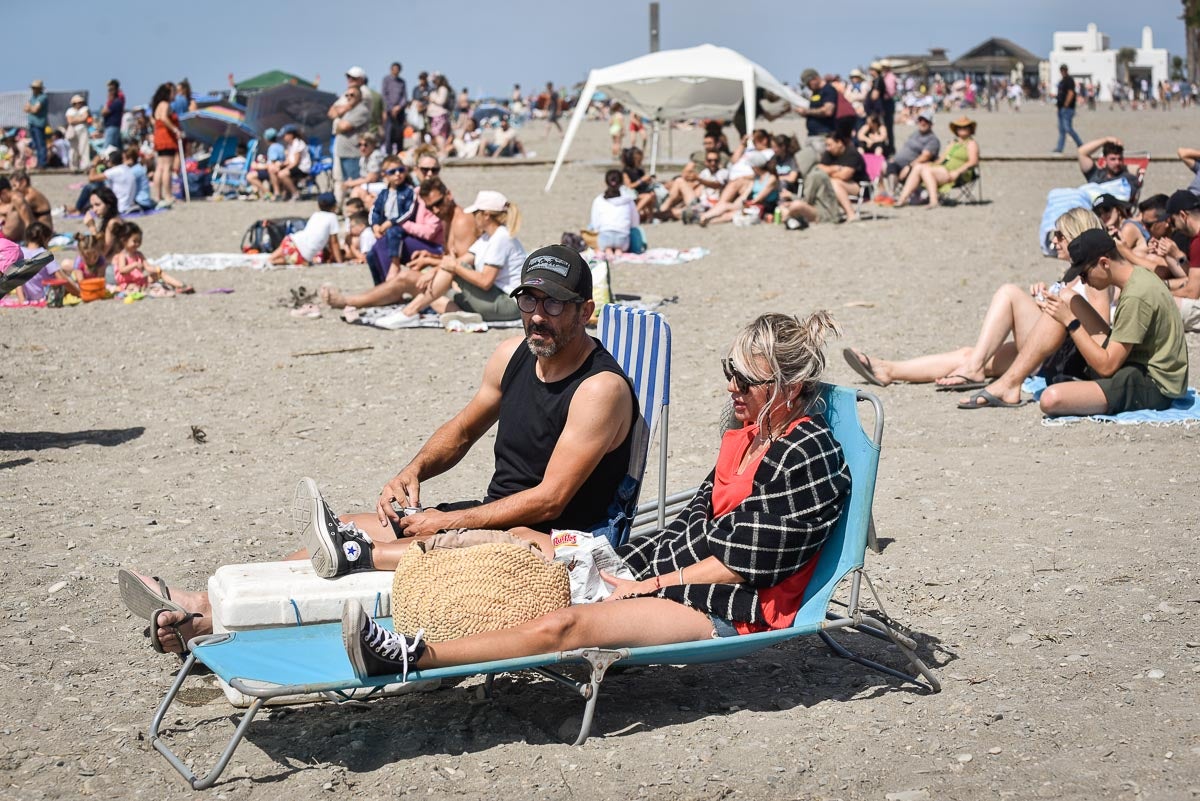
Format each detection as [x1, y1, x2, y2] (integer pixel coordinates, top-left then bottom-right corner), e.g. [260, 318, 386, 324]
[320, 284, 347, 309]
[843, 347, 893, 386]
[935, 368, 986, 388]
[153, 608, 212, 655]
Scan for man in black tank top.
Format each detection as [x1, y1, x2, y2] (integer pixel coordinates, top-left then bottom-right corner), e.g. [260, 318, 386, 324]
[328, 244, 638, 571]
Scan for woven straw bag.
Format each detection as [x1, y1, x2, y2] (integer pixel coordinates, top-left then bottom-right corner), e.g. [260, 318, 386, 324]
[391, 537, 571, 642]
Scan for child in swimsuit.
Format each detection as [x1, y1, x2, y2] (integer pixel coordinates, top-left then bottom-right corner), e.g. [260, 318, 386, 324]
[112, 222, 191, 294]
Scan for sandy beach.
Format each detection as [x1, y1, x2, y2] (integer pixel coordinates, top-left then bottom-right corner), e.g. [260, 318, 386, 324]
[3, 103, 1199, 800]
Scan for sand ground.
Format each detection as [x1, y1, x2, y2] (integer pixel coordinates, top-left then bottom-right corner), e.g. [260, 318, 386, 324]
[2, 103, 1199, 800]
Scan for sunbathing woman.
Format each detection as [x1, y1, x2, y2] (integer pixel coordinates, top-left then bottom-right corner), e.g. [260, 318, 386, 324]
[843, 208, 1110, 391]
[338, 311, 850, 679]
[895, 116, 979, 209]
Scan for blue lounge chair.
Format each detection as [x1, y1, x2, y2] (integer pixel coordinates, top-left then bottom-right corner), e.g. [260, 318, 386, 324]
[211, 138, 257, 197]
[147, 381, 938, 789]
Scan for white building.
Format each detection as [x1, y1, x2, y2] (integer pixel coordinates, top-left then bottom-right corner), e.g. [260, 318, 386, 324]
[1049, 23, 1169, 101]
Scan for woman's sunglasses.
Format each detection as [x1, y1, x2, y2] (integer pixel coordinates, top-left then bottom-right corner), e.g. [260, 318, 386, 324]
[721, 359, 770, 392]
[418, 165, 441, 175]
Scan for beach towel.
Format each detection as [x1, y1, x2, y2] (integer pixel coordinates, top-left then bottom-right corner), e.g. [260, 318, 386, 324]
[611, 247, 710, 266]
[152, 253, 273, 271]
[1022, 376, 1200, 426]
[1037, 176, 1133, 256]
[343, 305, 524, 331]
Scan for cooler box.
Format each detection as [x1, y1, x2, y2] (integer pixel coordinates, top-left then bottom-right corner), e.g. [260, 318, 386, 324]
[208, 561, 437, 706]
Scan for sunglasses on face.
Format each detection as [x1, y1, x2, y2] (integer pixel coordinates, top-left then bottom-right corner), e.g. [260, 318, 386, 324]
[418, 165, 440, 174]
[384, 167, 407, 176]
[721, 358, 770, 393]
[425, 196, 445, 210]
[515, 292, 579, 316]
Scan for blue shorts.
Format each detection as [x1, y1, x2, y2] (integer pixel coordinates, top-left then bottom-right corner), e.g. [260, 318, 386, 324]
[708, 615, 739, 638]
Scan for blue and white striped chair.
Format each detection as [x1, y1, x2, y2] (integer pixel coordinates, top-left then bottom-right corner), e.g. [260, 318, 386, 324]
[597, 304, 672, 544]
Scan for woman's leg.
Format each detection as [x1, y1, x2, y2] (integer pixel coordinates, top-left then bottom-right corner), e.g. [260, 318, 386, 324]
[921, 166, 951, 208]
[418, 597, 716, 669]
[848, 346, 973, 386]
[154, 156, 171, 202]
[402, 269, 455, 316]
[935, 284, 1041, 386]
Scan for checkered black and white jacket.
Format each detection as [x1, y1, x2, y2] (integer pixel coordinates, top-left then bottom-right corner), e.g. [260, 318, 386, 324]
[616, 416, 849, 625]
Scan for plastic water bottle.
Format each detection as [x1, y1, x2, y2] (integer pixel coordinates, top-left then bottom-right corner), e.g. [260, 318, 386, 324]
[773, 207, 782, 225]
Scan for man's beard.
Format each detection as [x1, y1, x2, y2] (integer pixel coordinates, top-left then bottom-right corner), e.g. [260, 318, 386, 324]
[524, 317, 579, 358]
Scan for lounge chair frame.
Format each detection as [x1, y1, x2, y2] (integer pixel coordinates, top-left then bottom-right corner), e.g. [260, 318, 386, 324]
[146, 385, 938, 790]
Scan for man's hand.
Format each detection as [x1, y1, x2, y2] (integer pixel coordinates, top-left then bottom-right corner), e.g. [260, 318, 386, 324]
[376, 468, 422, 527]
[1043, 288, 1078, 326]
[393, 508, 455, 538]
[372, 223, 386, 238]
[1150, 237, 1182, 260]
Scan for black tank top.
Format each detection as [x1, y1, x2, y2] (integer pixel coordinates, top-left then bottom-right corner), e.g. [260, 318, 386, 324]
[487, 338, 637, 531]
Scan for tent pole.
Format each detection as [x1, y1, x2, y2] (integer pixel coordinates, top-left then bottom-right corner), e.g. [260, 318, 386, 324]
[649, 121, 659, 175]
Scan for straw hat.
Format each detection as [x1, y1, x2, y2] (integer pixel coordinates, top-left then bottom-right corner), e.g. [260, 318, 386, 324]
[30, 79, 44, 90]
[849, 68, 864, 79]
[869, 61, 883, 72]
[949, 116, 977, 134]
[391, 539, 570, 642]
[70, 94, 84, 104]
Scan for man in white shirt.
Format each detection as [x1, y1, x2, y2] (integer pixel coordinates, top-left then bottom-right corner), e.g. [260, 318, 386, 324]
[268, 193, 345, 266]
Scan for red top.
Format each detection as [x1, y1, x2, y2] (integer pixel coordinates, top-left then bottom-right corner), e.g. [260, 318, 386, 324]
[153, 108, 179, 152]
[711, 416, 821, 635]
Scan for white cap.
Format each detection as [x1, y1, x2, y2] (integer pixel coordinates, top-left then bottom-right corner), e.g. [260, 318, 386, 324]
[746, 151, 772, 169]
[345, 66, 367, 79]
[463, 190, 509, 214]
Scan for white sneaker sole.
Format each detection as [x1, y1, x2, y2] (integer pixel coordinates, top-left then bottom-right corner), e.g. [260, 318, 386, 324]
[342, 601, 370, 680]
[293, 477, 336, 578]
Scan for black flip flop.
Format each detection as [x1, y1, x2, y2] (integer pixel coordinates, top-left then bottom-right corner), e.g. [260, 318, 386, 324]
[0, 252, 54, 297]
[935, 375, 989, 392]
[842, 348, 885, 387]
[957, 389, 1030, 410]
[145, 608, 211, 673]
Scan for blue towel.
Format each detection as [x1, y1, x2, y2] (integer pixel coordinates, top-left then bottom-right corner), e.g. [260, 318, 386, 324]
[1022, 376, 1200, 425]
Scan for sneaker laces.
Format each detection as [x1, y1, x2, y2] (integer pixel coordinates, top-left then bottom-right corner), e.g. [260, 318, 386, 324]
[364, 618, 425, 682]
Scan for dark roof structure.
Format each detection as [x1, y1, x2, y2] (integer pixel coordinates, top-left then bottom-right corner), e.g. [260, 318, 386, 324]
[954, 37, 1043, 74]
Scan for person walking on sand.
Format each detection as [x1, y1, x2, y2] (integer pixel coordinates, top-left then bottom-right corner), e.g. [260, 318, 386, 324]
[1053, 65, 1083, 154]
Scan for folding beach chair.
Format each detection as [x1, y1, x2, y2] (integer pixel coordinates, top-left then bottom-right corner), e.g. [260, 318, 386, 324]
[855, 152, 887, 219]
[211, 138, 257, 197]
[597, 304, 671, 542]
[948, 165, 983, 204]
[305, 139, 334, 194]
[147, 384, 939, 790]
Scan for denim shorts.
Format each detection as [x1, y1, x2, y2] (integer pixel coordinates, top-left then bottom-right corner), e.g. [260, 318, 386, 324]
[708, 614, 739, 638]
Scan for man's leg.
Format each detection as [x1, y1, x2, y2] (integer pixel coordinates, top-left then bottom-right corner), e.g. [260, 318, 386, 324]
[831, 179, 859, 221]
[1038, 381, 1109, 417]
[1054, 109, 1066, 152]
[1064, 108, 1082, 147]
[961, 293, 1109, 407]
[322, 273, 424, 309]
[803, 170, 841, 223]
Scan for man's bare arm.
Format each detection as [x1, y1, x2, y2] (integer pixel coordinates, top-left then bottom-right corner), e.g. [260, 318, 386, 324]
[399, 369, 634, 536]
[376, 337, 519, 522]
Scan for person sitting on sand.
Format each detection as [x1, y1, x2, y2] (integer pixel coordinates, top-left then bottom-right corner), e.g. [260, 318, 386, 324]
[894, 116, 978, 209]
[842, 208, 1112, 393]
[267, 193, 344, 266]
[6, 171, 53, 236]
[335, 311, 849, 681]
[321, 179, 473, 312]
[369, 155, 418, 269]
[246, 127, 285, 200]
[344, 212, 374, 264]
[83, 186, 125, 258]
[371, 190, 526, 326]
[119, 246, 637, 659]
[699, 151, 778, 226]
[779, 132, 868, 227]
[589, 169, 639, 261]
[1092, 193, 1150, 258]
[486, 118, 526, 158]
[111, 222, 192, 294]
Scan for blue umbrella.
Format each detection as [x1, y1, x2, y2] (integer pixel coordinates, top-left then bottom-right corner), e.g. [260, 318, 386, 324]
[179, 109, 256, 145]
[245, 84, 338, 143]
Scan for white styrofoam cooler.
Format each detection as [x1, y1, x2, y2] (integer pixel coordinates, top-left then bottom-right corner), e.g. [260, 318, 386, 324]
[207, 561, 437, 706]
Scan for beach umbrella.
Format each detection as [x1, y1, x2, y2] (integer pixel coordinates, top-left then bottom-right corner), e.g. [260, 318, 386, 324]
[179, 108, 256, 145]
[245, 83, 338, 143]
[472, 102, 510, 125]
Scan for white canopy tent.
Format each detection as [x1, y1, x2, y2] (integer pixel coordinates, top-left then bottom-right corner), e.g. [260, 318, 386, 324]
[545, 44, 804, 192]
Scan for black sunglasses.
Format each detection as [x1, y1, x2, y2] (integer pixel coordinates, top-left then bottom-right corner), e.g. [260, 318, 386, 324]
[515, 292, 580, 317]
[418, 165, 441, 174]
[425, 196, 445, 210]
[721, 359, 770, 393]
[384, 167, 407, 176]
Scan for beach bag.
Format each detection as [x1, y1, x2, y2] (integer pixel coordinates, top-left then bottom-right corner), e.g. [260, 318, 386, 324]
[240, 217, 308, 253]
[391, 537, 570, 642]
[628, 226, 647, 254]
[561, 231, 587, 253]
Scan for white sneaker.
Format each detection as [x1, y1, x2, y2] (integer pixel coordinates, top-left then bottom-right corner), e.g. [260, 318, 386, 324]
[439, 311, 483, 329]
[375, 309, 421, 329]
